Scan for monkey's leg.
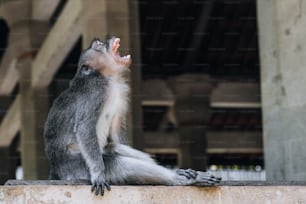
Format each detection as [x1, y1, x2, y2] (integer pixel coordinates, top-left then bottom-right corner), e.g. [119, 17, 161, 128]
[76, 119, 111, 196]
[104, 154, 220, 186]
[104, 143, 155, 163]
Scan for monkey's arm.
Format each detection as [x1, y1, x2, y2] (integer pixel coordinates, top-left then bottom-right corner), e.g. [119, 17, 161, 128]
[74, 114, 110, 196]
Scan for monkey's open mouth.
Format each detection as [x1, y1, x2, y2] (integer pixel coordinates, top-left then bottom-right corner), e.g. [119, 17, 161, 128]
[111, 38, 131, 66]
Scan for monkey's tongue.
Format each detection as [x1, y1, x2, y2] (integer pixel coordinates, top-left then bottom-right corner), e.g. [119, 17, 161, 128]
[112, 38, 131, 65]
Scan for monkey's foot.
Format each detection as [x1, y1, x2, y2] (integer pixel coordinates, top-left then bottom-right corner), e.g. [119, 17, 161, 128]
[193, 171, 222, 186]
[176, 168, 198, 179]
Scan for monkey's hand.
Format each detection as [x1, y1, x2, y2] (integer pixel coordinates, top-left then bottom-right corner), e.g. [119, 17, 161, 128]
[91, 174, 111, 196]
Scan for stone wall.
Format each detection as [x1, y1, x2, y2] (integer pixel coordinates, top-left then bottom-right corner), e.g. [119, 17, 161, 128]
[1, 184, 306, 204]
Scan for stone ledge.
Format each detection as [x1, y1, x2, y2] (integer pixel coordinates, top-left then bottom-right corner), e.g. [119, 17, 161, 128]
[5, 180, 306, 186]
[1, 181, 306, 204]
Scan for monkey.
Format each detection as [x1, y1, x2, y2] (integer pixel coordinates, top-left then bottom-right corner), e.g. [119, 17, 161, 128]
[43, 37, 221, 196]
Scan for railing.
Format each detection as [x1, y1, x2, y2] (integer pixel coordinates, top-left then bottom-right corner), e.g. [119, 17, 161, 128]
[209, 170, 266, 181]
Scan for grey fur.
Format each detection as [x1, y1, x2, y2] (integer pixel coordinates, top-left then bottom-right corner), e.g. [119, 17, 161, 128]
[44, 37, 221, 196]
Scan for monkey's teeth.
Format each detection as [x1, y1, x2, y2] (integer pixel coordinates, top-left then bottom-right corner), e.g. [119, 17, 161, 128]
[123, 55, 131, 59]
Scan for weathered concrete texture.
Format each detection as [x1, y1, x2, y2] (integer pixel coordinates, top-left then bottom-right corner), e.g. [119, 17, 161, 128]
[257, 0, 306, 180]
[1, 185, 306, 204]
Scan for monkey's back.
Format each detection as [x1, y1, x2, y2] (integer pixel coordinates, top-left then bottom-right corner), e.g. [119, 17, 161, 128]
[44, 75, 107, 180]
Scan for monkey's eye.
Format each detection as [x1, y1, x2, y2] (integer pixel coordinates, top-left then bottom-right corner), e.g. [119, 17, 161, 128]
[81, 65, 93, 75]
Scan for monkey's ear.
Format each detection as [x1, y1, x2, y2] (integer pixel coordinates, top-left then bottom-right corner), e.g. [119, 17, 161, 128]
[90, 38, 105, 51]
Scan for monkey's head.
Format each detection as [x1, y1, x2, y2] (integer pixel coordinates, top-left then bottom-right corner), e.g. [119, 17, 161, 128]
[77, 37, 131, 78]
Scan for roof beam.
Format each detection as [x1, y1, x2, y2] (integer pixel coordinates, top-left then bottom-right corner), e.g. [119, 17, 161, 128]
[0, 95, 20, 147]
[182, 0, 215, 68]
[0, 0, 30, 27]
[0, 0, 82, 147]
[210, 82, 261, 108]
[0, 0, 60, 25]
[31, 0, 61, 21]
[0, 0, 60, 95]
[0, 47, 18, 95]
[31, 0, 82, 88]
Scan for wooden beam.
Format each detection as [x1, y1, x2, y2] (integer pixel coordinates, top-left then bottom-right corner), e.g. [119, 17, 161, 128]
[206, 131, 263, 152]
[0, 0, 30, 26]
[182, 0, 215, 68]
[211, 82, 261, 108]
[207, 148, 262, 154]
[141, 79, 174, 106]
[31, 0, 82, 88]
[0, 0, 60, 25]
[0, 0, 58, 95]
[211, 102, 261, 108]
[0, 0, 81, 147]
[144, 132, 179, 149]
[0, 47, 18, 95]
[0, 95, 20, 147]
[31, 0, 61, 21]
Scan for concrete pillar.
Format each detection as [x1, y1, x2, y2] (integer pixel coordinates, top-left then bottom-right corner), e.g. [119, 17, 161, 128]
[82, 0, 143, 148]
[128, 0, 143, 149]
[257, 0, 306, 180]
[12, 21, 50, 179]
[168, 74, 212, 170]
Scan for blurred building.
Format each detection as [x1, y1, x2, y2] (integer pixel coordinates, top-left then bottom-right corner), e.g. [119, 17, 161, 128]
[0, 0, 305, 183]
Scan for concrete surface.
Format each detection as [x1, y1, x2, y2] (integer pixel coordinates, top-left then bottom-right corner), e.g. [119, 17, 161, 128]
[258, 0, 306, 180]
[1, 183, 306, 204]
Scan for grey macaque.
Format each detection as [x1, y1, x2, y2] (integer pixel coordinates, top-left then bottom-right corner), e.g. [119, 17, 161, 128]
[44, 37, 221, 196]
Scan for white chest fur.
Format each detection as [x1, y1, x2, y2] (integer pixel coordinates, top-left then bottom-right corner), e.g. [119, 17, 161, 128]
[96, 76, 129, 151]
